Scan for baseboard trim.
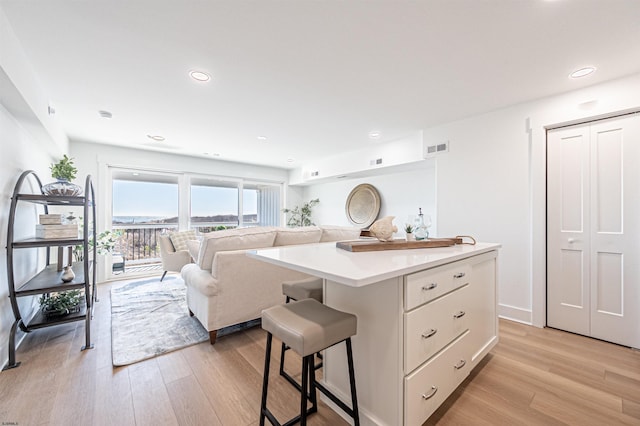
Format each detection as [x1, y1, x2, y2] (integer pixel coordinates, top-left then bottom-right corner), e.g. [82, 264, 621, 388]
[498, 303, 533, 325]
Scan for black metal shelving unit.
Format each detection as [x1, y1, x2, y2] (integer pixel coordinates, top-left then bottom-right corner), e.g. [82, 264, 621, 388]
[3, 170, 97, 370]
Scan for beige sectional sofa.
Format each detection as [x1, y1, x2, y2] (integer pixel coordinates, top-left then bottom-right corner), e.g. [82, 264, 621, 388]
[181, 225, 361, 344]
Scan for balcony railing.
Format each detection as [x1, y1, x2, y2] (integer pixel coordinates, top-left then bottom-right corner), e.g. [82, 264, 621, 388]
[112, 224, 177, 262]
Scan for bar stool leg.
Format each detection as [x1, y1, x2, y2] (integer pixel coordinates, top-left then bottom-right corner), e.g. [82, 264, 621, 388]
[260, 333, 273, 426]
[346, 338, 360, 425]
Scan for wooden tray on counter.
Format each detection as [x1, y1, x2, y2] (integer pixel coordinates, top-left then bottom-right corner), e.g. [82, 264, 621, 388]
[336, 237, 468, 252]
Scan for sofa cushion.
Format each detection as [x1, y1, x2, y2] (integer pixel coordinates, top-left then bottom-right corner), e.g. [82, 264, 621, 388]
[197, 227, 277, 270]
[274, 226, 322, 246]
[169, 230, 196, 252]
[186, 239, 200, 261]
[319, 225, 362, 242]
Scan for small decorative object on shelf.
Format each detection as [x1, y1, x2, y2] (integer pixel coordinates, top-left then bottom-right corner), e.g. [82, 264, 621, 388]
[404, 224, 415, 241]
[39, 290, 82, 318]
[61, 265, 75, 283]
[42, 154, 82, 196]
[369, 216, 398, 242]
[414, 208, 431, 241]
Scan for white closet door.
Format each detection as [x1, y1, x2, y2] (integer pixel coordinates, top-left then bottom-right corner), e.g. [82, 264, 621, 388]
[547, 124, 591, 336]
[547, 114, 640, 348]
[588, 116, 640, 347]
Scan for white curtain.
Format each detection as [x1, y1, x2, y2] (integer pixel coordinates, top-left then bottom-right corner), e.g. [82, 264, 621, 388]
[258, 185, 280, 227]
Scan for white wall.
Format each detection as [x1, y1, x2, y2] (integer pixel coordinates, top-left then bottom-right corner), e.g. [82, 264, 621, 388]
[302, 165, 437, 236]
[423, 72, 640, 326]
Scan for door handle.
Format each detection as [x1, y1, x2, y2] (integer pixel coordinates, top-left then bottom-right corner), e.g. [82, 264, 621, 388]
[568, 238, 578, 244]
[454, 359, 466, 370]
[453, 272, 466, 279]
[453, 311, 466, 319]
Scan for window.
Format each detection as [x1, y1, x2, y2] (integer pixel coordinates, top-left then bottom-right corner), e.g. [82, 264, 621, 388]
[111, 170, 180, 270]
[190, 179, 239, 232]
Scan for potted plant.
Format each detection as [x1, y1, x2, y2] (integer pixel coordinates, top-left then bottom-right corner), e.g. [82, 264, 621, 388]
[282, 198, 320, 227]
[93, 229, 123, 255]
[39, 290, 83, 317]
[42, 155, 82, 196]
[405, 224, 415, 241]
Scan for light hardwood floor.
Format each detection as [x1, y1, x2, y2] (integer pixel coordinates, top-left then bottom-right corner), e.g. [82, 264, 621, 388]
[1, 277, 639, 425]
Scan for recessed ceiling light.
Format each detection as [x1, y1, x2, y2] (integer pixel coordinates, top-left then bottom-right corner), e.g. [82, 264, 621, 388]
[98, 110, 113, 119]
[569, 67, 596, 79]
[369, 131, 381, 139]
[257, 136, 268, 141]
[146, 134, 165, 141]
[286, 157, 295, 163]
[212, 153, 221, 157]
[189, 70, 211, 82]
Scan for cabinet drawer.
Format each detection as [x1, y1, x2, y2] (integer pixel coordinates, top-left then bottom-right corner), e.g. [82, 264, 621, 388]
[404, 284, 469, 373]
[405, 331, 472, 425]
[405, 262, 470, 311]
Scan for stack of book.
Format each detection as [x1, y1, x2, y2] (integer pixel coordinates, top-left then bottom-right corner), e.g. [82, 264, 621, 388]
[36, 214, 79, 239]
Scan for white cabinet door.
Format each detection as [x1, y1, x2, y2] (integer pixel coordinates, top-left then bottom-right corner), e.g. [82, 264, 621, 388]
[547, 114, 640, 348]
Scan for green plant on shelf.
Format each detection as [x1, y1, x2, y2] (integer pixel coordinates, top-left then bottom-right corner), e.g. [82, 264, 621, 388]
[50, 154, 78, 181]
[39, 290, 82, 317]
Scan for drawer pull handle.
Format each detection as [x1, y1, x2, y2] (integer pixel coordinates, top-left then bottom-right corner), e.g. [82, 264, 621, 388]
[421, 328, 438, 339]
[454, 359, 466, 370]
[422, 283, 438, 291]
[422, 386, 438, 400]
[453, 311, 466, 319]
[453, 272, 466, 279]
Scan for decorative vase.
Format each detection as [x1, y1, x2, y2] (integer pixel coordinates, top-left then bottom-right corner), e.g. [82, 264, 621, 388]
[369, 216, 398, 242]
[406, 233, 415, 241]
[414, 208, 430, 241]
[61, 266, 75, 283]
[42, 179, 82, 196]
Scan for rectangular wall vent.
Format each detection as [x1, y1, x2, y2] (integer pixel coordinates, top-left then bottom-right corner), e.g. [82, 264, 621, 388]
[424, 141, 449, 158]
[369, 158, 383, 166]
[310, 171, 319, 177]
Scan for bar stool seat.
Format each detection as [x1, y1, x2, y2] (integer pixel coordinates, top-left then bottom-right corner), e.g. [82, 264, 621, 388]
[282, 277, 323, 303]
[260, 299, 360, 426]
[264, 299, 355, 357]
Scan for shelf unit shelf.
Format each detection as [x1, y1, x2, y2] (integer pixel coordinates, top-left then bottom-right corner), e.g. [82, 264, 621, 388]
[15, 262, 91, 297]
[3, 171, 97, 370]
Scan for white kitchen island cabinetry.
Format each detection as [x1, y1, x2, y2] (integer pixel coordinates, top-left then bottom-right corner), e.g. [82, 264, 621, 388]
[250, 242, 500, 426]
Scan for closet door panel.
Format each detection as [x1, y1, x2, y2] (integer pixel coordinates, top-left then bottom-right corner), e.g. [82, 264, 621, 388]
[589, 116, 640, 348]
[547, 125, 590, 335]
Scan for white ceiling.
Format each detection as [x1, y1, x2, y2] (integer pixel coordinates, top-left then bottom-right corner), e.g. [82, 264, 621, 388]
[2, 0, 640, 169]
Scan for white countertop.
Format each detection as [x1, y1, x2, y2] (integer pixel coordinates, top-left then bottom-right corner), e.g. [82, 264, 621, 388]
[248, 241, 501, 287]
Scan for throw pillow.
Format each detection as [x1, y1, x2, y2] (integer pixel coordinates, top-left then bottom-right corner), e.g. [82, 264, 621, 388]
[197, 227, 278, 271]
[274, 226, 322, 246]
[319, 225, 362, 242]
[169, 230, 196, 252]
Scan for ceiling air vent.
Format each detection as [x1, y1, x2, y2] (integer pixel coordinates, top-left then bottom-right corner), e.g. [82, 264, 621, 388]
[424, 141, 449, 158]
[369, 158, 383, 166]
[310, 171, 320, 177]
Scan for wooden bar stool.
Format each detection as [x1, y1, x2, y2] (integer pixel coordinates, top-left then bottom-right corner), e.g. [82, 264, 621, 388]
[260, 298, 360, 426]
[280, 277, 324, 390]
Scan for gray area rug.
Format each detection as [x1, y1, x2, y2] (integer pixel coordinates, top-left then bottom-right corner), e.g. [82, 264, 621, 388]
[110, 276, 209, 366]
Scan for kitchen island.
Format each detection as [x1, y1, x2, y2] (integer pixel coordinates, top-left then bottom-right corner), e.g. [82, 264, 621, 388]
[249, 241, 500, 426]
